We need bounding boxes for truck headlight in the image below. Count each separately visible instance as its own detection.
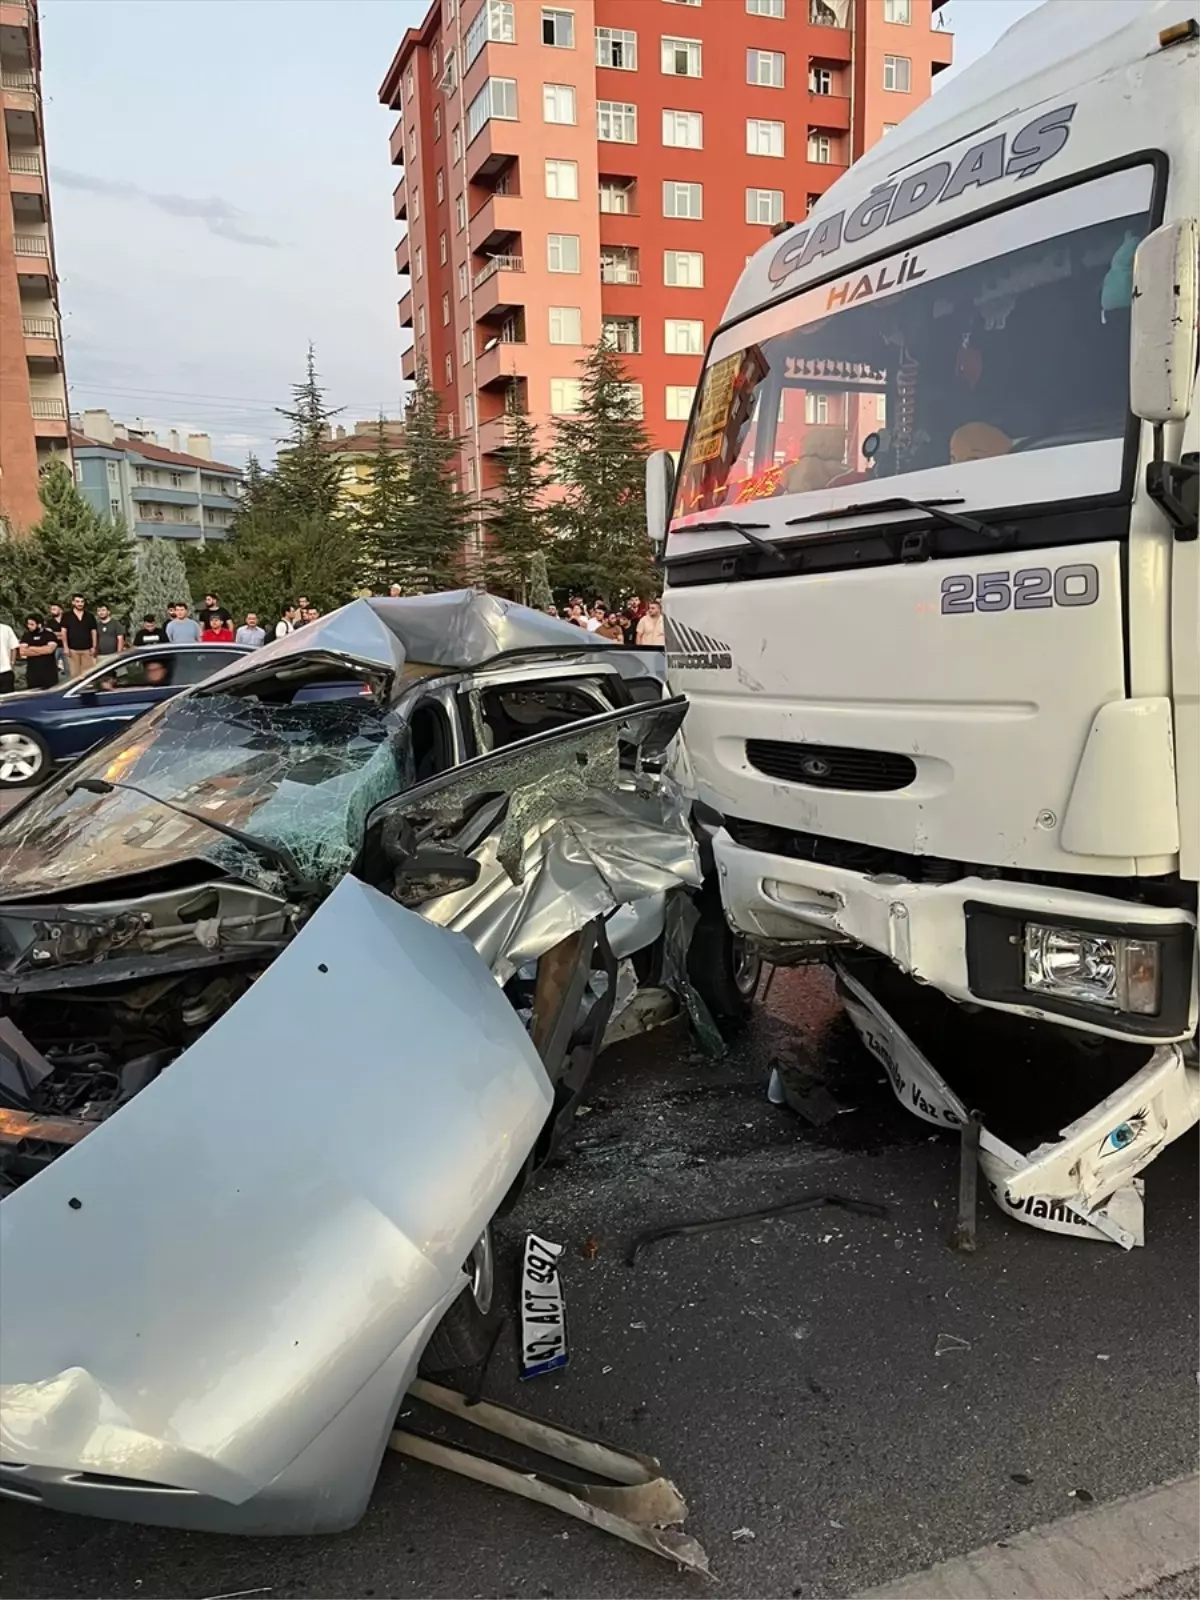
[1023,924,1161,1015]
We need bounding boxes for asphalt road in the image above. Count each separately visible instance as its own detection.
[1,966,1195,1599]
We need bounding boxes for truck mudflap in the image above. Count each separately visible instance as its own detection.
[833,960,1197,1249]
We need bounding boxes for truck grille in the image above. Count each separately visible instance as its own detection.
[745,740,917,793]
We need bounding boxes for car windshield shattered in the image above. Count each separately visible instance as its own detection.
[0,690,408,900]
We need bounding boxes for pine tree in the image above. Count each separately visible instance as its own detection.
[0,528,50,631]
[479,398,551,602]
[134,538,193,626]
[271,345,345,524]
[354,417,410,591]
[387,364,475,593]
[528,550,553,612]
[551,340,656,602]
[30,458,138,619]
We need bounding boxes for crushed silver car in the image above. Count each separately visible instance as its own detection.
[0,592,750,1534]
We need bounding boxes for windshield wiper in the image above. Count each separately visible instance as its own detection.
[669,518,786,563]
[785,495,1010,542]
[67,776,323,901]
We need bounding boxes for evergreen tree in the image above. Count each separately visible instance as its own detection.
[0,527,50,631]
[385,364,475,593]
[528,550,553,612]
[134,538,193,625]
[354,417,410,591]
[29,458,138,618]
[193,507,358,624]
[479,398,551,602]
[551,340,656,601]
[271,345,344,524]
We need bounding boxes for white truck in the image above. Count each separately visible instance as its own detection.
[649,0,1199,1245]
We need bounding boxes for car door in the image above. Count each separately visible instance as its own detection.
[57,661,167,757]
[454,664,629,758]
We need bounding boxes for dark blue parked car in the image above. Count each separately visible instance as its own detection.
[0,644,251,789]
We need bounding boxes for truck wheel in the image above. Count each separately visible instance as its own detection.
[687,889,762,1028]
[419,1224,502,1374]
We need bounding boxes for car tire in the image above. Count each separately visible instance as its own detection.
[419,1224,503,1375]
[687,885,762,1029]
[0,725,50,788]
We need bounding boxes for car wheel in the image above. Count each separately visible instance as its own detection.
[419,1224,503,1375]
[0,726,49,788]
[687,886,762,1029]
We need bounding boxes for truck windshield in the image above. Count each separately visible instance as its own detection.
[672,167,1152,525]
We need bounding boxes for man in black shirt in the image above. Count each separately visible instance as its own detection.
[19,616,59,690]
[132,614,167,647]
[198,592,231,631]
[63,595,98,678]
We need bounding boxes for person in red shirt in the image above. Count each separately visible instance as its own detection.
[201,618,235,643]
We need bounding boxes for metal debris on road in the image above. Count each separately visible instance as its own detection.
[391,1381,712,1577]
[951,1113,981,1253]
[731,1527,756,1542]
[625,1192,888,1265]
[934,1333,972,1356]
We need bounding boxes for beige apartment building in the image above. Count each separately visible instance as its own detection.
[0,0,67,535]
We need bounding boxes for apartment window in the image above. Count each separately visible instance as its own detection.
[549,305,582,343]
[452,123,462,160]
[463,457,476,494]
[665,318,703,354]
[446,0,457,15]
[465,0,515,68]
[746,187,783,225]
[500,310,523,341]
[408,130,417,160]
[445,353,454,384]
[883,54,911,92]
[810,65,833,94]
[663,180,702,219]
[412,186,421,219]
[662,108,702,148]
[808,131,833,162]
[663,0,701,6]
[601,246,640,283]
[543,82,577,123]
[436,170,444,203]
[439,232,447,265]
[595,26,637,69]
[461,329,472,364]
[106,460,119,485]
[602,315,640,354]
[747,48,784,86]
[804,393,830,424]
[542,7,575,47]
[432,44,440,76]
[458,262,468,297]
[665,385,696,420]
[884,0,911,20]
[467,76,518,142]
[418,304,427,335]
[597,100,637,142]
[806,191,820,212]
[464,393,475,428]
[547,233,581,272]
[442,291,450,324]
[415,244,424,278]
[455,193,466,230]
[664,249,703,287]
[747,0,785,12]
[405,66,414,99]
[599,178,635,213]
[545,158,579,198]
[747,118,784,157]
[662,36,702,76]
[550,378,583,414]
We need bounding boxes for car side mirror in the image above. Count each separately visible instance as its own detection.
[1130,217,1199,424]
[645,449,675,551]
[76,690,97,705]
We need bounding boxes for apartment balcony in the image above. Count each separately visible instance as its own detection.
[807,93,850,132]
[475,338,527,391]
[1,67,36,118]
[472,254,525,319]
[7,149,43,204]
[478,411,523,456]
[0,0,32,24]
[200,491,241,511]
[393,176,407,221]
[30,396,66,438]
[466,119,518,185]
[131,484,201,508]
[398,288,414,328]
[22,314,59,364]
[133,520,208,542]
[468,192,522,258]
[401,345,417,381]
[389,114,406,166]
[930,18,954,74]
[395,233,410,275]
[12,230,48,260]
[808,8,852,61]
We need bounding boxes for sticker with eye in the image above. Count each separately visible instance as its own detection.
[1098,1109,1148,1159]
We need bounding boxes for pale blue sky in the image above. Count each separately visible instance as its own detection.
[43,0,1041,464]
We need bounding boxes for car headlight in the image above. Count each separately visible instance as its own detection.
[1023,923,1161,1015]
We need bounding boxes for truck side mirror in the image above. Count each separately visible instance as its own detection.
[645,450,675,550]
[1130,217,1199,424]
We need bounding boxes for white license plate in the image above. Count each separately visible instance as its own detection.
[519,1233,568,1379]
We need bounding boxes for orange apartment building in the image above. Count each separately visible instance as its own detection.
[379,0,951,496]
[0,0,67,536]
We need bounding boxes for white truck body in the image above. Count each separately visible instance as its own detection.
[657,0,1199,1232]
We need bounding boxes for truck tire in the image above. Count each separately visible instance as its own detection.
[687,887,761,1028]
[419,1224,503,1375]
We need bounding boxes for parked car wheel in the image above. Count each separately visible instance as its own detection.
[688,886,762,1028]
[419,1223,502,1374]
[0,725,50,788]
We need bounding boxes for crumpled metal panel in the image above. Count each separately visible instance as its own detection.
[195,600,409,697]
[0,878,553,1505]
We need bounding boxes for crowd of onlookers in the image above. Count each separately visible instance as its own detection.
[0,585,664,696]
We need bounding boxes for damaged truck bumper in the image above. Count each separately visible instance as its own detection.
[0,878,554,1532]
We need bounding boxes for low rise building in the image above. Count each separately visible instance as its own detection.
[70,409,243,542]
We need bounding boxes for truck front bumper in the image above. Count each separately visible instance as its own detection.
[712,830,1197,1043]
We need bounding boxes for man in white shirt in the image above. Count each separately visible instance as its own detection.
[0,619,19,694]
[635,599,665,647]
[275,605,298,639]
[235,613,266,647]
[584,603,603,633]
